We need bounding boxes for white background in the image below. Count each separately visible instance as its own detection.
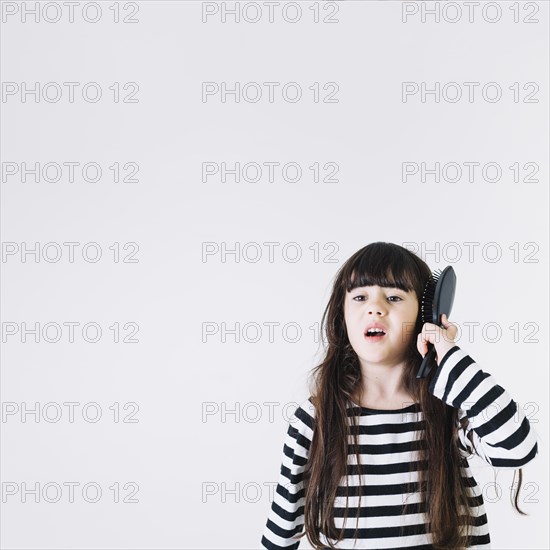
[1,1,548,548]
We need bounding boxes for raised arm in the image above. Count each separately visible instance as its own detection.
[429,345,539,468]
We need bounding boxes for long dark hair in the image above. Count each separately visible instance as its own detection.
[296,242,526,550]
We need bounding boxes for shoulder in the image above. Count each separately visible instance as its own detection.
[284,396,317,437]
[292,396,316,427]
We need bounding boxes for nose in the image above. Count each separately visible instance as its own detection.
[367,299,387,315]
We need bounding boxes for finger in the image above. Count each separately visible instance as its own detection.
[445,319,458,336]
[418,330,432,349]
[416,335,427,357]
[416,331,427,349]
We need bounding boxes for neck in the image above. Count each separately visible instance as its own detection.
[352,359,413,406]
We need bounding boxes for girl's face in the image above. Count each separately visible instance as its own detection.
[343,284,419,368]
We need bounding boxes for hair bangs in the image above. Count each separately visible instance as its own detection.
[345,242,421,296]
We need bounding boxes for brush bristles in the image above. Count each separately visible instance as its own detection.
[420,270,440,324]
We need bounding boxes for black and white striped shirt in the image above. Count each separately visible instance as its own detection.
[261,346,539,549]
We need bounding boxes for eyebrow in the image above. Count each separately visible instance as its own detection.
[352,286,405,292]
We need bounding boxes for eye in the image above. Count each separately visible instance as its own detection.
[352,295,403,302]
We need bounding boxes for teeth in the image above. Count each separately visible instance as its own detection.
[367,328,385,334]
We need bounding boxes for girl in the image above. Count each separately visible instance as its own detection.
[261,242,538,550]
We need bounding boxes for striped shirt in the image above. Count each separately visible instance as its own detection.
[261,345,539,550]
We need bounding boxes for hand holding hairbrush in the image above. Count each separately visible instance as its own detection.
[416,266,457,379]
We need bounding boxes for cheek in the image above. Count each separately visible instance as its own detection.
[343,314,354,336]
[343,302,352,323]
[407,303,420,320]
[343,309,358,335]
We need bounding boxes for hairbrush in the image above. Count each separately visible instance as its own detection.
[416,266,457,379]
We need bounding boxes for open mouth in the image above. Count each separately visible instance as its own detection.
[364,329,386,339]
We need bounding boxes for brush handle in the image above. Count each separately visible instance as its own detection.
[416,343,437,378]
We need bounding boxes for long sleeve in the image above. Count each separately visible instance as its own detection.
[261,398,316,550]
[428,345,539,468]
